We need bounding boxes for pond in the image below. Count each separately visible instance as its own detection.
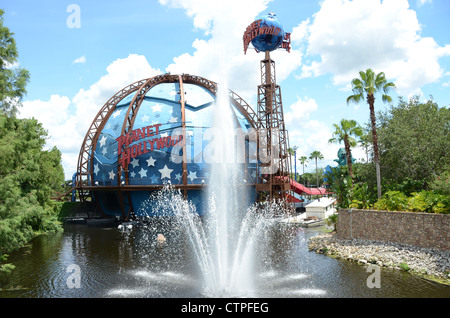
[1,220,449,300]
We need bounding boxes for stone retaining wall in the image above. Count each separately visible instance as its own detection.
[336,209,450,250]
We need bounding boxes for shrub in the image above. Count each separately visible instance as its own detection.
[373,190,449,214]
[349,182,374,209]
[0,254,16,285]
[399,262,410,272]
[429,170,450,196]
[407,191,449,214]
[407,191,432,212]
[373,191,408,211]
[326,213,339,231]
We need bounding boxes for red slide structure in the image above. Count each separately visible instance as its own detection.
[276,176,330,202]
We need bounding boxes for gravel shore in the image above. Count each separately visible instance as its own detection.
[308,233,450,282]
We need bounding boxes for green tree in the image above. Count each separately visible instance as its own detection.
[0,11,64,278]
[0,115,64,273]
[309,150,324,187]
[287,147,296,156]
[0,9,30,116]
[347,68,396,199]
[328,119,363,179]
[287,146,298,180]
[298,156,308,175]
[326,166,352,208]
[377,96,450,192]
[358,129,372,163]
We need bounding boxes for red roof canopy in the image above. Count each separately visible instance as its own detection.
[277,176,330,196]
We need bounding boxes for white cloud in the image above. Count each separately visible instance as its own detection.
[291,18,310,45]
[285,96,367,172]
[284,97,335,170]
[285,96,318,125]
[160,0,312,174]
[161,0,302,103]
[417,0,432,7]
[19,54,161,179]
[4,61,20,69]
[162,0,266,99]
[159,0,269,36]
[297,0,450,96]
[72,55,86,64]
[21,95,80,179]
[288,118,338,171]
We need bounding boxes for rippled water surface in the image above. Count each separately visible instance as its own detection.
[1,221,449,298]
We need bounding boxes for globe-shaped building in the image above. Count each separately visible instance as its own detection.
[76,74,258,219]
[248,12,285,53]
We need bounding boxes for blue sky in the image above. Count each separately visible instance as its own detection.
[2,0,450,179]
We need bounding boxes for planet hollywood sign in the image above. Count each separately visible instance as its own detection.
[243,19,291,54]
[114,123,282,174]
[115,123,184,170]
[243,18,281,49]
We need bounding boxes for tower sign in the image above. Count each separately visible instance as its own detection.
[243,13,294,210]
[243,12,291,54]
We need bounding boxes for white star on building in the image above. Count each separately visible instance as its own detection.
[139,167,148,178]
[169,116,178,123]
[94,164,100,175]
[108,170,116,180]
[131,158,140,169]
[152,104,163,112]
[159,165,173,180]
[188,171,197,183]
[141,114,150,122]
[146,156,156,167]
[99,135,107,147]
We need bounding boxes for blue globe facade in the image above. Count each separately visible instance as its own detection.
[81,75,258,218]
[251,13,285,52]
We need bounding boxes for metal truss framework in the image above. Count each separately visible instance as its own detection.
[255,51,294,211]
[76,73,258,219]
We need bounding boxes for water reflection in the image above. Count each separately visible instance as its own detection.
[1,222,449,298]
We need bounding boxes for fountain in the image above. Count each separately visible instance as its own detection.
[133,14,294,296]
[136,81,283,297]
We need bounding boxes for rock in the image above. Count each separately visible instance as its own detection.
[307,233,450,282]
[156,233,166,244]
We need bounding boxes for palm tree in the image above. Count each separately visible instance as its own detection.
[328,119,363,179]
[287,146,298,180]
[347,68,396,199]
[298,156,308,174]
[358,130,372,163]
[309,150,324,187]
[298,156,308,184]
